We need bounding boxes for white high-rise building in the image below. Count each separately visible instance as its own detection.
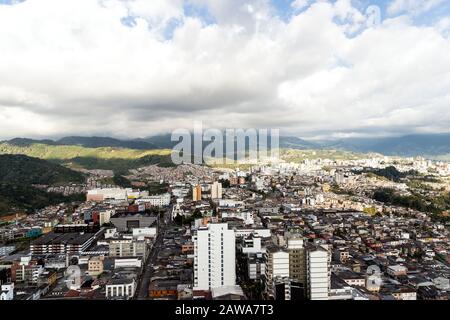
[211,182,223,199]
[193,223,235,290]
[264,246,290,298]
[307,245,330,300]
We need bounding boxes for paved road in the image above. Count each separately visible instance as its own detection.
[135,208,171,300]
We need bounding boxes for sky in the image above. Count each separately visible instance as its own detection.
[0,0,450,140]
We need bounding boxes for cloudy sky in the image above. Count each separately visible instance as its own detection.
[0,0,449,140]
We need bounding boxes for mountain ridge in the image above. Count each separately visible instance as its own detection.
[3,132,450,158]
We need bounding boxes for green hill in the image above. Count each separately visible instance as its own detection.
[0,183,85,215]
[0,154,85,185]
[0,155,88,216]
[0,141,371,174]
[0,142,170,160]
[0,142,174,174]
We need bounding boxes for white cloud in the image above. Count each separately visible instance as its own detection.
[387,0,444,16]
[291,0,310,11]
[0,0,449,139]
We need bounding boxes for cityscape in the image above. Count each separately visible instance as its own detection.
[1,0,450,308]
[1,145,449,301]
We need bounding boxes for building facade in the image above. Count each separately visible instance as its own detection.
[306,245,330,300]
[193,223,235,291]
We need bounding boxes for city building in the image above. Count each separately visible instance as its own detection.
[211,181,223,199]
[264,246,290,299]
[192,185,202,202]
[109,239,147,258]
[306,245,330,300]
[286,233,307,298]
[193,223,236,291]
[105,277,136,300]
[110,213,158,232]
[87,256,104,276]
[11,257,43,284]
[30,232,97,255]
[136,193,171,207]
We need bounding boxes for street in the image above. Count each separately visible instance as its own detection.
[135,207,171,299]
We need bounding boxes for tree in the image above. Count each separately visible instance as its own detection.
[192,209,202,219]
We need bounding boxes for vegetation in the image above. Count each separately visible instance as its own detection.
[0,142,174,175]
[363,206,378,216]
[407,180,437,191]
[219,178,231,188]
[0,154,85,185]
[372,188,450,222]
[0,183,84,216]
[355,166,417,182]
[174,209,203,226]
[0,154,87,216]
[0,142,169,160]
[146,182,169,194]
[330,185,355,196]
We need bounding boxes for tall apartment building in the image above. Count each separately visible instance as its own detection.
[211,181,223,199]
[306,244,330,300]
[192,185,202,202]
[286,234,307,298]
[264,246,290,299]
[193,223,235,290]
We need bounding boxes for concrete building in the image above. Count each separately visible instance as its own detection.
[110,213,157,232]
[109,239,147,258]
[87,188,128,201]
[132,227,157,240]
[192,185,202,202]
[99,210,114,226]
[106,278,136,300]
[387,265,408,277]
[241,235,264,254]
[87,256,104,276]
[0,245,15,257]
[136,193,171,207]
[286,234,307,298]
[306,245,330,300]
[264,246,290,299]
[273,278,305,300]
[11,257,43,284]
[30,232,96,255]
[211,181,223,199]
[248,253,266,280]
[114,258,142,269]
[193,223,235,291]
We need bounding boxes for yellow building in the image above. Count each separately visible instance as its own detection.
[88,256,104,276]
[192,185,202,201]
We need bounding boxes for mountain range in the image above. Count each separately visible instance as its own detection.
[3,132,450,158]
[318,133,450,157]
[8,136,158,150]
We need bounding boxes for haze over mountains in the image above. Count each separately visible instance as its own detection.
[3,133,450,158]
